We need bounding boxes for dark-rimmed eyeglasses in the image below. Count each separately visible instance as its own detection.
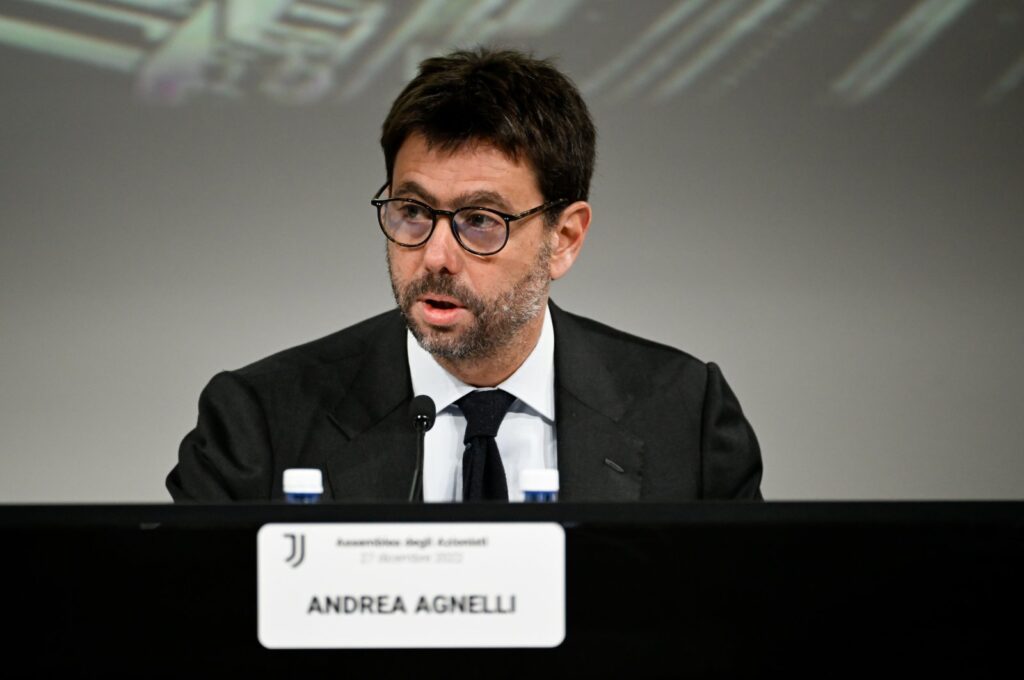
[371,183,568,256]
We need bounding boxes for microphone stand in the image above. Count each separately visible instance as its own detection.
[409,415,428,502]
[407,395,435,503]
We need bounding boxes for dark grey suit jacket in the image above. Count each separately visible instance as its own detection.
[167,303,763,501]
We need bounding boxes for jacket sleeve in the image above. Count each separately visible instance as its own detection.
[700,362,764,500]
[166,371,275,502]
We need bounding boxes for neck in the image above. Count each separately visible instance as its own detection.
[436,309,545,387]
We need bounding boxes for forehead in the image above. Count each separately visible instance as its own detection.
[392,134,541,202]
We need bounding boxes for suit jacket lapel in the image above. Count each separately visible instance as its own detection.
[551,303,644,501]
[324,311,415,501]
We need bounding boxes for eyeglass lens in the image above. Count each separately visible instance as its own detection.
[380,200,507,254]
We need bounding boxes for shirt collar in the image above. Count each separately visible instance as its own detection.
[406,304,555,421]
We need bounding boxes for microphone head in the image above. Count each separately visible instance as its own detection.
[409,395,436,432]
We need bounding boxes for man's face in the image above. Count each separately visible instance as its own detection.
[386,133,554,362]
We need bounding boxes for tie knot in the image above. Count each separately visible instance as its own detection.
[457,389,516,441]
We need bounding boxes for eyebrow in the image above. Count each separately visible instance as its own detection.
[393,181,514,213]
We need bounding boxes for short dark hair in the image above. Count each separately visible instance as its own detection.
[380,47,596,208]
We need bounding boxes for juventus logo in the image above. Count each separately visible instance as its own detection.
[284,533,306,568]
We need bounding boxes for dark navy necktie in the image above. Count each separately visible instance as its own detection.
[457,389,516,501]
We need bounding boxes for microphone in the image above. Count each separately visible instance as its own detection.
[408,395,436,502]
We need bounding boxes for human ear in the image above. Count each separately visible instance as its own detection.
[548,201,591,281]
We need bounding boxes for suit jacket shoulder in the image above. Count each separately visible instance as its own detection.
[233,309,399,381]
[167,310,411,501]
[550,304,763,501]
[551,305,707,396]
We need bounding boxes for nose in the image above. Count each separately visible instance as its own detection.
[421,215,464,275]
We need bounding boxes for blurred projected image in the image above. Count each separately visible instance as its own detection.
[0,0,580,104]
[0,0,1021,107]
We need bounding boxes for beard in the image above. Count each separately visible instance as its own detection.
[388,240,553,362]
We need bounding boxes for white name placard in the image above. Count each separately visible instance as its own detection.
[257,522,565,649]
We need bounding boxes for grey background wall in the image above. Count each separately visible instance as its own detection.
[1,0,1022,501]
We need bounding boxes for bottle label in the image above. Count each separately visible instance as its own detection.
[285,493,321,504]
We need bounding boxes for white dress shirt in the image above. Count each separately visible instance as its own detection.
[407,305,557,502]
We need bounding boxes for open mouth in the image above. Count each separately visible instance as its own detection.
[423,297,462,310]
[418,295,468,325]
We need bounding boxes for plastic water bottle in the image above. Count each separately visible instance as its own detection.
[283,468,323,504]
[521,469,559,502]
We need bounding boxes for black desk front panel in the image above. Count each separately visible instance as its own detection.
[3,503,1021,676]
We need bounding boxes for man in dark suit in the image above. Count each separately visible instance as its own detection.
[167,48,762,502]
